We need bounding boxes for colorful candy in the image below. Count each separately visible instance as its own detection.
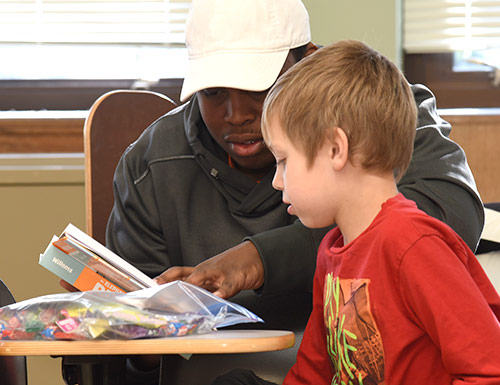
[0,298,208,340]
[0,281,262,341]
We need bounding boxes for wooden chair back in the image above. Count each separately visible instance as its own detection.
[0,279,28,385]
[84,90,176,244]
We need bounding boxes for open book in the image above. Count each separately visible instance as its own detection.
[39,223,157,293]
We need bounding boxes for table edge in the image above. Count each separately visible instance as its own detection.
[0,329,295,356]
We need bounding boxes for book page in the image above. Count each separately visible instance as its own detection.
[61,224,157,288]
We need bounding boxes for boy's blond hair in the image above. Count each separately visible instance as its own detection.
[262,40,417,180]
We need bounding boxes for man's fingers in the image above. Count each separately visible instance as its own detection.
[154,241,264,299]
[154,266,194,284]
[59,279,79,292]
[211,287,232,299]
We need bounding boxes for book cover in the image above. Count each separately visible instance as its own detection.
[52,236,145,292]
[39,240,126,293]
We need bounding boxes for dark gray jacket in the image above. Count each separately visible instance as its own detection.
[106,84,483,383]
[107,84,483,295]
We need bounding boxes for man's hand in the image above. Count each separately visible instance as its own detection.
[59,279,79,292]
[154,241,264,299]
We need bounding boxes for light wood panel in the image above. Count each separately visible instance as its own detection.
[0,330,295,356]
[0,111,86,153]
[440,109,500,203]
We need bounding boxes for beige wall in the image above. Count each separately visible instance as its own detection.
[303,0,401,65]
[1,154,85,385]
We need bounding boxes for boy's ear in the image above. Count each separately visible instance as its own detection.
[328,127,349,171]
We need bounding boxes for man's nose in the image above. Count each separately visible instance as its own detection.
[224,90,256,126]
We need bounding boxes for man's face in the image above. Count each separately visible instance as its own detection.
[197,52,297,181]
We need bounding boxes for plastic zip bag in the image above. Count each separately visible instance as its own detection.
[0,281,262,340]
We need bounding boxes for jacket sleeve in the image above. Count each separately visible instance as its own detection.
[106,145,170,279]
[248,221,331,296]
[251,84,484,297]
[399,84,483,251]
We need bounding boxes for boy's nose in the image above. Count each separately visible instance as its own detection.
[272,168,283,191]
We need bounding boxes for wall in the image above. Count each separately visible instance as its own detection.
[303,0,401,65]
[0,153,85,385]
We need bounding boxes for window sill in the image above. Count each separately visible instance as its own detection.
[0,110,87,153]
[404,53,500,108]
[0,78,183,111]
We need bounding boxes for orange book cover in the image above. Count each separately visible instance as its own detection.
[74,267,126,293]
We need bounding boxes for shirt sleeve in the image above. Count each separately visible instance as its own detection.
[399,235,500,383]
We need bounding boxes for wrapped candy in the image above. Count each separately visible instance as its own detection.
[0,280,262,340]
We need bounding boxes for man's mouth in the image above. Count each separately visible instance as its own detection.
[224,133,267,158]
[229,139,266,157]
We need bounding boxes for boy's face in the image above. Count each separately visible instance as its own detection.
[197,52,298,181]
[266,115,338,228]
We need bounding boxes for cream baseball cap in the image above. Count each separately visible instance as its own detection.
[180,0,311,102]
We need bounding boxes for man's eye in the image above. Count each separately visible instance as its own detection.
[202,88,224,97]
[248,89,269,101]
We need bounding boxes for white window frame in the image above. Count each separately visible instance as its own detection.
[0,0,191,81]
[404,0,500,55]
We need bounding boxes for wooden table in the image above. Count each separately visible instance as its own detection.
[0,329,295,385]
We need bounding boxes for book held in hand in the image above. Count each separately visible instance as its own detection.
[39,223,157,293]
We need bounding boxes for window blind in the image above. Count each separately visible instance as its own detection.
[0,0,191,45]
[404,0,500,53]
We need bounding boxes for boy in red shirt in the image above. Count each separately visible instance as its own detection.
[259,40,500,384]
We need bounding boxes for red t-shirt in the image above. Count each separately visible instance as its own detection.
[284,194,500,385]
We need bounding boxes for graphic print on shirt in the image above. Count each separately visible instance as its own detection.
[324,274,385,385]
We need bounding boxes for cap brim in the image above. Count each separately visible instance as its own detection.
[180,49,290,102]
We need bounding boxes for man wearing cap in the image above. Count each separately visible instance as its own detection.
[106,0,483,383]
